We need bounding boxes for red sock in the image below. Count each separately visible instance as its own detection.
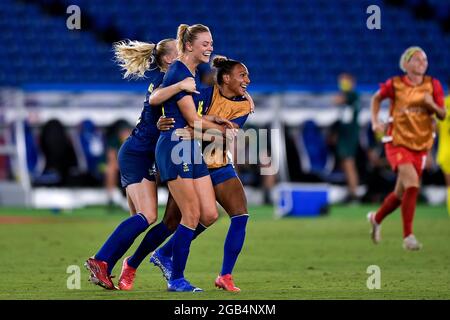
[401,187,419,238]
[375,192,402,224]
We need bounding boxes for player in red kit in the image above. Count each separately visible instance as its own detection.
[368,47,446,250]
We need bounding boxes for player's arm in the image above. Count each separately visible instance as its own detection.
[424,94,446,120]
[177,96,234,133]
[370,90,386,135]
[202,114,240,129]
[424,79,446,120]
[149,77,200,106]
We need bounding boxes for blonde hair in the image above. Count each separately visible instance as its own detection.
[399,46,426,72]
[113,38,175,79]
[176,24,210,54]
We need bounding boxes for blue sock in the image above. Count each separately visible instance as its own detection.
[95,213,149,275]
[221,214,249,275]
[127,222,173,269]
[159,223,206,258]
[170,224,195,281]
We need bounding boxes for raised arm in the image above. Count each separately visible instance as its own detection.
[149,77,199,106]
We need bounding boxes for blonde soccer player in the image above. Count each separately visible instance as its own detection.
[368,47,446,250]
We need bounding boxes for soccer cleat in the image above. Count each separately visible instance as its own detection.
[367,211,381,244]
[84,257,117,290]
[215,274,241,292]
[403,234,422,251]
[149,250,173,281]
[118,256,136,291]
[167,278,203,292]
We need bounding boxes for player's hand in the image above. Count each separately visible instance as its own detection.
[157,116,175,131]
[372,120,386,136]
[213,116,234,130]
[178,77,200,94]
[424,93,434,106]
[175,126,194,140]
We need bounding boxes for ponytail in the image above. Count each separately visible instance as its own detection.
[113,40,156,79]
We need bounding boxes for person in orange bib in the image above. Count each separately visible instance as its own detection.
[367,46,446,250]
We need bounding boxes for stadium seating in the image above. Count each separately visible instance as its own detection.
[0,0,449,88]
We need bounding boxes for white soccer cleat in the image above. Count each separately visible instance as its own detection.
[367,211,381,244]
[403,234,422,251]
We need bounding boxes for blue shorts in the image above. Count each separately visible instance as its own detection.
[118,137,156,188]
[156,134,209,183]
[209,164,238,186]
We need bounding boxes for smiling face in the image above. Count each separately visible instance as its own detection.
[405,51,428,76]
[224,63,251,96]
[186,32,213,64]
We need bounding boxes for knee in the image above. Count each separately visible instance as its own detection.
[401,176,419,190]
[201,208,219,227]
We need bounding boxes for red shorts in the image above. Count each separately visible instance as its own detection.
[385,144,427,177]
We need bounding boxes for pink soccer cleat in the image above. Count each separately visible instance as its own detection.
[215,274,241,292]
[118,256,137,291]
[84,257,117,290]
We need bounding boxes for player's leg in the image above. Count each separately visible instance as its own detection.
[155,193,183,260]
[129,193,181,284]
[213,177,248,292]
[87,179,155,284]
[116,179,163,289]
[150,178,217,283]
[126,192,137,215]
[397,163,422,250]
[368,146,404,244]
[187,173,219,244]
[341,157,359,202]
[165,176,202,291]
[156,167,219,262]
[92,179,155,274]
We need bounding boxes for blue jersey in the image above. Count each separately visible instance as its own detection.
[160,61,203,137]
[129,68,164,151]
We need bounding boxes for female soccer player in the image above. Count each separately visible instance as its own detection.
[119,56,252,292]
[368,47,446,250]
[84,38,201,290]
[437,81,450,216]
[153,24,234,292]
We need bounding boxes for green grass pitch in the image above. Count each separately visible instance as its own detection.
[0,204,449,300]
